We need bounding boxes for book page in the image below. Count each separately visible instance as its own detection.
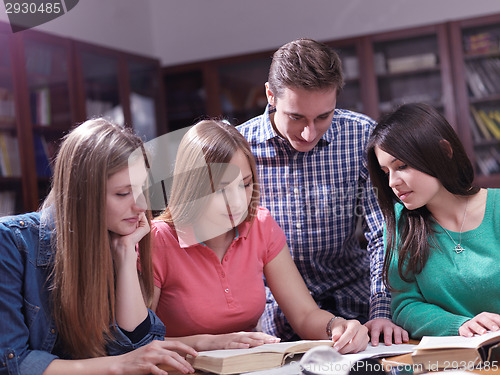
[417,331,500,350]
[343,343,416,361]
[193,340,332,359]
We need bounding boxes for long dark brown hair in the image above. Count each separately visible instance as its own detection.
[366,103,479,288]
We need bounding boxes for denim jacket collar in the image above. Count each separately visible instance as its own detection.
[38,209,55,267]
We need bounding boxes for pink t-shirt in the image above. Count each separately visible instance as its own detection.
[152,207,286,337]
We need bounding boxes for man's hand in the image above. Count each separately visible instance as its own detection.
[364,318,409,346]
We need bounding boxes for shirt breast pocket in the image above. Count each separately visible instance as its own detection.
[23,298,40,328]
[314,180,359,220]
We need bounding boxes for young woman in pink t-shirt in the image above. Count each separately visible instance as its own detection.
[151,120,369,353]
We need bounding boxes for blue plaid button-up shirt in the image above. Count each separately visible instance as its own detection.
[238,105,390,340]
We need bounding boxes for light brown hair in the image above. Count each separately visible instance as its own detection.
[43,118,154,358]
[157,119,259,228]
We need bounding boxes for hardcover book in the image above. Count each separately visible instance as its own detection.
[187,340,333,374]
[412,330,500,371]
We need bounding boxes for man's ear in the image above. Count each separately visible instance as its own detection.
[440,139,453,159]
[265,82,275,106]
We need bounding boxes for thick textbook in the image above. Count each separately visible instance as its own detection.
[185,341,417,375]
[187,340,333,374]
[412,330,500,370]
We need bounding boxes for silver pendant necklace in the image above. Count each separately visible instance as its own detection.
[435,197,469,254]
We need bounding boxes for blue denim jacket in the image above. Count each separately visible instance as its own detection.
[0,212,166,375]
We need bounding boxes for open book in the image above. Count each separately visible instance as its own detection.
[412,330,500,371]
[186,341,416,375]
[186,340,333,374]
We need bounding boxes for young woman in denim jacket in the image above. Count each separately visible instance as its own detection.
[0,119,197,375]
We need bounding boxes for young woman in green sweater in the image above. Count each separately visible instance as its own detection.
[366,103,500,339]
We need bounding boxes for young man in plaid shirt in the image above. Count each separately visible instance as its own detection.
[238,38,408,345]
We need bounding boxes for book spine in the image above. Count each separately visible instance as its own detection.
[470,105,492,140]
[387,53,437,73]
[0,191,16,217]
[0,133,12,176]
[479,109,500,139]
[33,135,52,177]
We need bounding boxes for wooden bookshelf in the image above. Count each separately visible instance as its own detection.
[163,15,500,188]
[449,13,500,187]
[0,21,165,215]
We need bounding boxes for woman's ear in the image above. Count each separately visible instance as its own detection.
[439,139,453,159]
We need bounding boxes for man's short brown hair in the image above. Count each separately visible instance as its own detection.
[268,38,344,99]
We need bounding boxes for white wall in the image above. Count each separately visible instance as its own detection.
[2,0,500,66]
[152,0,500,66]
[0,0,155,57]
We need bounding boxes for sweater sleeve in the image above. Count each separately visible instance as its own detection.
[389,266,471,338]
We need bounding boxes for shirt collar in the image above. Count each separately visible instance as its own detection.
[38,209,55,267]
[256,104,338,149]
[177,220,250,249]
[254,105,278,143]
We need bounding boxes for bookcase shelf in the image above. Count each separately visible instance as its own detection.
[368,24,454,122]
[163,66,208,131]
[469,94,500,105]
[163,15,499,188]
[328,38,368,114]
[0,22,165,216]
[449,13,500,185]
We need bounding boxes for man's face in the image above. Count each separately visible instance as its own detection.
[266,83,337,152]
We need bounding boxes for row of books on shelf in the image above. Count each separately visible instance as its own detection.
[30,88,51,126]
[343,51,437,78]
[386,52,437,74]
[476,147,500,176]
[30,84,73,126]
[469,106,500,141]
[463,31,500,56]
[342,55,360,79]
[372,52,438,76]
[0,87,15,122]
[34,134,53,178]
[464,57,500,98]
[0,191,16,217]
[0,132,53,178]
[0,132,21,177]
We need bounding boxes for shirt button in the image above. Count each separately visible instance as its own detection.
[296,223,301,229]
[51,329,56,334]
[8,353,14,359]
[224,288,229,293]
[19,221,25,226]
[221,272,225,278]
[293,188,299,194]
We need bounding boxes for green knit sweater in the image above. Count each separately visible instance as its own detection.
[387,188,500,338]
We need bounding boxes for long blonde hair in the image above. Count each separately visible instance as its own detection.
[43,118,154,359]
[157,119,259,227]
